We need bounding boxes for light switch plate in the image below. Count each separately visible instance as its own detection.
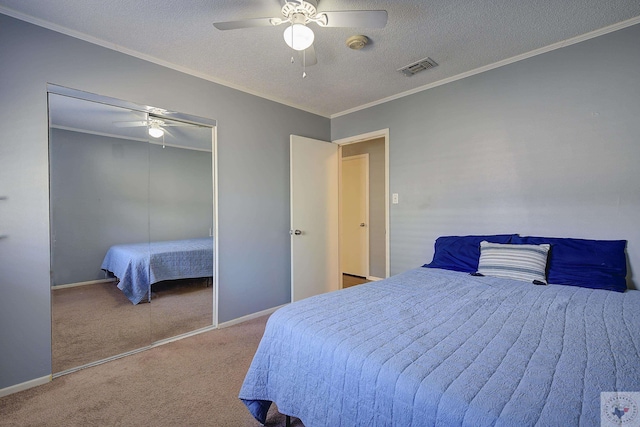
[392,193,399,204]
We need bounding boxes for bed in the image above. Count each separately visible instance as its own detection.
[239,235,639,426]
[101,237,214,305]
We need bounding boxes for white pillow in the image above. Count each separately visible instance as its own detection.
[477,241,550,284]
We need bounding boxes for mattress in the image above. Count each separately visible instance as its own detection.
[239,267,640,426]
[101,237,214,304]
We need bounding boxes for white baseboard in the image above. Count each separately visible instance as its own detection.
[0,375,51,398]
[367,276,384,281]
[52,278,117,290]
[218,304,285,329]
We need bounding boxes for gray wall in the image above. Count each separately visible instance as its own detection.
[0,14,329,390]
[50,128,213,285]
[332,24,640,285]
[342,138,386,278]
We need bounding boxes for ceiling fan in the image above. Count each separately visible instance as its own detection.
[213,0,387,70]
[113,116,192,139]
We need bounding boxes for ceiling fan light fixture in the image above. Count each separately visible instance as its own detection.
[283,24,314,51]
[148,124,164,138]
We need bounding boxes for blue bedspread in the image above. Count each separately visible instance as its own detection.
[101,237,214,305]
[239,267,640,426]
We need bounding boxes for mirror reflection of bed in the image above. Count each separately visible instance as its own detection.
[48,90,215,374]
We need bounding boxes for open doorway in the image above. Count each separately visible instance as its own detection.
[336,130,389,289]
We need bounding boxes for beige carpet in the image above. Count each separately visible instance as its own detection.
[1,315,303,427]
[52,279,213,373]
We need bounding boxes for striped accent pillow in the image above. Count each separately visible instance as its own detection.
[477,241,550,284]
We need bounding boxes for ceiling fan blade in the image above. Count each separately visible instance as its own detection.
[113,120,149,128]
[318,10,387,28]
[213,17,276,31]
[298,44,317,66]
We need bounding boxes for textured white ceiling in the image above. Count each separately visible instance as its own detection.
[2,1,640,117]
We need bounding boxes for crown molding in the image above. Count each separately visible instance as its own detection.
[331,15,640,119]
[0,7,329,118]
[2,6,637,121]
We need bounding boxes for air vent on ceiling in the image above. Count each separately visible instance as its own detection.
[397,57,438,77]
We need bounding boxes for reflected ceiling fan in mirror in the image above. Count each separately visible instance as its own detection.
[213,0,387,76]
[113,116,192,139]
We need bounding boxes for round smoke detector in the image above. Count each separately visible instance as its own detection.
[346,35,369,50]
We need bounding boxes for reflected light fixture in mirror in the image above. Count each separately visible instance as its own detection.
[284,23,314,51]
[148,122,164,138]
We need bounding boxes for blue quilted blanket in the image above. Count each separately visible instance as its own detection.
[239,267,640,426]
[101,237,214,304]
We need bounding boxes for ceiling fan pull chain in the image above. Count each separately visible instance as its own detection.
[302,49,307,78]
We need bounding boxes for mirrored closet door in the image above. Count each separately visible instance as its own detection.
[148,117,214,343]
[48,87,216,374]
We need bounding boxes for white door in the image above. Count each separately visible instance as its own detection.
[341,154,369,277]
[290,135,339,302]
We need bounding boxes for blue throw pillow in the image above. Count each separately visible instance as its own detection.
[511,236,627,292]
[424,234,517,273]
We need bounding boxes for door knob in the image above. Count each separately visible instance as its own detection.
[360,223,366,227]
[290,229,302,235]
